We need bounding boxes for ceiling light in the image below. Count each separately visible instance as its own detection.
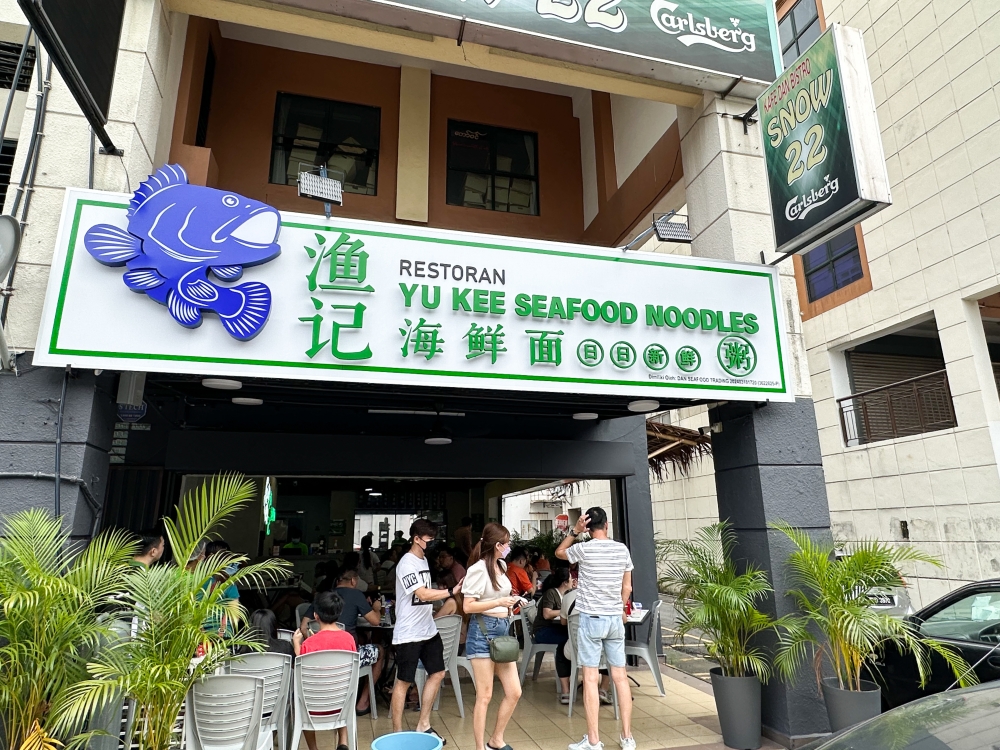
[202,378,242,390]
[368,409,465,417]
[573,412,599,420]
[627,399,660,413]
[232,397,263,406]
[365,488,373,492]
[425,435,453,446]
[369,492,383,497]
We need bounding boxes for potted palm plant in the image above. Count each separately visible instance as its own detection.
[0,510,137,750]
[657,522,778,750]
[772,522,975,732]
[55,473,291,750]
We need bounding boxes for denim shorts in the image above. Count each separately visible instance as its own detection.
[466,615,512,659]
[577,614,626,668]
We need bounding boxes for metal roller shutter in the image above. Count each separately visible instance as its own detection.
[846,352,945,394]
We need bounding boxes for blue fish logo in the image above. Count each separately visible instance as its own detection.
[83,164,281,341]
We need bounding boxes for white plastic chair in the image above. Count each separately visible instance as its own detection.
[228,652,293,750]
[291,651,360,750]
[277,629,295,642]
[359,661,378,720]
[518,602,559,685]
[414,614,466,718]
[565,613,619,719]
[185,674,265,750]
[625,600,665,696]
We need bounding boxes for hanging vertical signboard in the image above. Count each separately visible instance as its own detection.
[758,24,890,258]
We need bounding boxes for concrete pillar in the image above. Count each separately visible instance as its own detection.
[583,415,658,615]
[0,356,117,539]
[680,93,833,745]
[395,66,431,223]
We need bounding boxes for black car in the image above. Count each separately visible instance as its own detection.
[801,682,1000,750]
[869,579,1000,708]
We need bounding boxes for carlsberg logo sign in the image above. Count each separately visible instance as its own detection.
[650,0,757,53]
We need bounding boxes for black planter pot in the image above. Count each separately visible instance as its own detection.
[821,677,881,732]
[710,667,762,750]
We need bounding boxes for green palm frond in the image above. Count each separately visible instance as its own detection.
[657,522,777,681]
[0,510,137,749]
[771,522,975,692]
[53,472,291,750]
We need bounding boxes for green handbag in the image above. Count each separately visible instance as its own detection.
[476,615,519,663]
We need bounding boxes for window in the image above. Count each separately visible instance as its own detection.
[447,120,538,215]
[802,228,863,302]
[195,43,215,148]
[778,0,822,68]
[270,93,380,196]
[0,139,16,209]
[920,591,1000,643]
[0,41,35,92]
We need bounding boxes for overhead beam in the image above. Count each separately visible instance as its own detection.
[166,0,705,107]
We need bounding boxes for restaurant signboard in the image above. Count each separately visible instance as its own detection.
[34,170,794,403]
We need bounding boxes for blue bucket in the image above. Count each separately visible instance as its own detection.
[372,732,443,750]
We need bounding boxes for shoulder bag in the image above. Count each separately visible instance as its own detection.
[476,615,519,663]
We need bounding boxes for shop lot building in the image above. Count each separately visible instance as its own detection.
[639,0,1000,615]
[0,0,866,744]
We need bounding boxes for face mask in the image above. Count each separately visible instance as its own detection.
[499,543,511,559]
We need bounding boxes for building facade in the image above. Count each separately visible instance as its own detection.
[0,0,841,740]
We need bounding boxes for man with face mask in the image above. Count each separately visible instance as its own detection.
[391,518,463,742]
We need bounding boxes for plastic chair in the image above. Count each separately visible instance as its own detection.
[185,674,264,750]
[518,602,559,685]
[295,602,311,627]
[565,613,619,719]
[291,651,360,750]
[277,629,294,642]
[625,600,665,696]
[414,614,466,718]
[228,652,293,750]
[359,662,378,720]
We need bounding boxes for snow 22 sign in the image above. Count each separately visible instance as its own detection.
[35,181,793,403]
[758,24,890,257]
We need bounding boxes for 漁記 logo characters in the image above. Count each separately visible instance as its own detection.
[785,174,840,222]
[649,0,757,53]
[83,164,282,341]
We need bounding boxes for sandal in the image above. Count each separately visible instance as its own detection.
[488,744,513,750]
[425,728,447,746]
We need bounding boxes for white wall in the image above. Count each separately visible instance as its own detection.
[610,95,676,187]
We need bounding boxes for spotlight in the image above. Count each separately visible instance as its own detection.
[572,412,599,420]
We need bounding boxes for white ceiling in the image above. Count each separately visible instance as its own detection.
[218,22,586,100]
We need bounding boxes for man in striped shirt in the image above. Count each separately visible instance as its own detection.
[556,507,635,750]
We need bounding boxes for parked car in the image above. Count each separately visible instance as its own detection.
[868,579,1000,708]
[834,552,914,618]
[801,681,1000,749]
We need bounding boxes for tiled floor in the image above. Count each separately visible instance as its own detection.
[310,664,784,750]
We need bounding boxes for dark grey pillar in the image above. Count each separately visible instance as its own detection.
[0,354,116,538]
[583,415,657,613]
[710,398,833,747]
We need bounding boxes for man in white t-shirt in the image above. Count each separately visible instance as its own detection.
[556,507,635,750]
[391,518,463,742]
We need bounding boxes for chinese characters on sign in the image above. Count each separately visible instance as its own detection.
[300,232,374,360]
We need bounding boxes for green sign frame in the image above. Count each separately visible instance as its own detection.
[758,24,891,258]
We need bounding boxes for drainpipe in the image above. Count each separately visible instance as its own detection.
[53,364,70,517]
[1,51,52,326]
[0,28,30,150]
